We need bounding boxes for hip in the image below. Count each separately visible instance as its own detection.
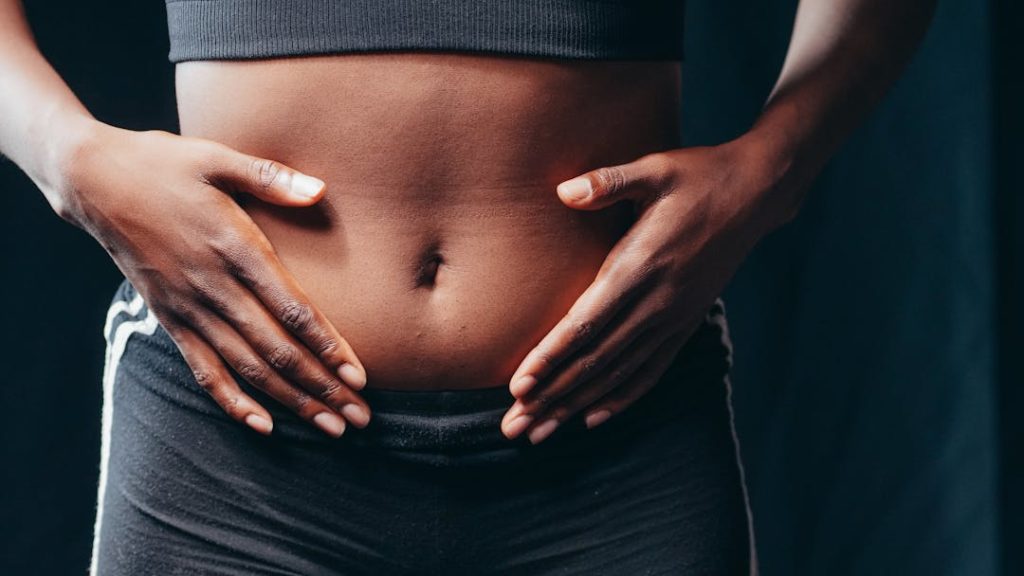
[102,274,735,458]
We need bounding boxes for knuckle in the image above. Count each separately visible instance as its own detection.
[548,405,573,421]
[193,140,230,177]
[208,229,249,262]
[315,337,341,358]
[236,359,269,385]
[248,158,283,192]
[650,289,676,312]
[265,342,300,372]
[203,140,234,163]
[222,394,243,415]
[633,260,663,288]
[317,379,345,402]
[279,300,314,332]
[571,318,596,343]
[158,317,183,339]
[191,368,217,392]
[577,355,601,378]
[184,273,228,311]
[169,302,204,329]
[607,367,629,386]
[532,390,553,407]
[594,165,626,194]
[221,244,264,287]
[643,297,669,321]
[642,152,676,188]
[291,389,314,411]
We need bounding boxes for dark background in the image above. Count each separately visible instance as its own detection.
[1,1,1018,575]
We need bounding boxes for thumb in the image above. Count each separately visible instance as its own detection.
[214,149,326,206]
[555,153,667,210]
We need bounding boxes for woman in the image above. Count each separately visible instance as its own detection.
[1,0,935,574]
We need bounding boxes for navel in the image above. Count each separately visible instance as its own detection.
[412,245,445,289]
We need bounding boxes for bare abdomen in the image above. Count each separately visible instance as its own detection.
[174,52,682,390]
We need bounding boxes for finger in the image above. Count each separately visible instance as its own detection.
[503,329,665,442]
[507,268,646,399]
[555,152,672,211]
[163,322,275,435]
[205,144,327,206]
[501,301,650,431]
[582,329,692,429]
[221,234,369,391]
[178,307,352,438]
[192,279,372,428]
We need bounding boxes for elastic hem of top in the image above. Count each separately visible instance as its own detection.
[164,0,687,64]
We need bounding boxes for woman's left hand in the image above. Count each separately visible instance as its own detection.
[500,137,792,444]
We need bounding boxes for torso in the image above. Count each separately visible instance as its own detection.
[175,52,682,390]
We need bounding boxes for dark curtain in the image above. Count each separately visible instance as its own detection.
[682,1,1001,574]
[0,1,1014,575]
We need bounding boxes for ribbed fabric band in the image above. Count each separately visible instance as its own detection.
[165,0,686,63]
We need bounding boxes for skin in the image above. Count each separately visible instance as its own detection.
[501,0,939,443]
[171,54,677,398]
[0,0,936,445]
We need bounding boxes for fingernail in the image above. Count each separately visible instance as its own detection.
[313,411,347,437]
[338,362,367,389]
[528,418,560,444]
[585,409,611,429]
[341,403,370,428]
[291,173,325,199]
[557,177,591,202]
[504,414,534,438]
[510,375,537,397]
[245,413,273,434]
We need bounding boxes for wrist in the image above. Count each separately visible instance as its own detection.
[729,117,819,235]
[38,114,110,222]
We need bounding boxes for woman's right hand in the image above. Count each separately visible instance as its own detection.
[54,120,371,438]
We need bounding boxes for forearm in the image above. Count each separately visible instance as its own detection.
[0,0,99,213]
[739,0,938,232]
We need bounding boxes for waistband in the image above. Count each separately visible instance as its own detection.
[106,276,732,467]
[345,385,526,466]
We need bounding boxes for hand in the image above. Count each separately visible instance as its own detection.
[56,121,371,438]
[500,138,787,444]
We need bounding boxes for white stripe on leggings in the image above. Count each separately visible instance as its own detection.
[714,298,760,576]
[88,290,160,576]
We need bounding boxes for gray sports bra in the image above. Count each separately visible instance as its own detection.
[164,0,686,63]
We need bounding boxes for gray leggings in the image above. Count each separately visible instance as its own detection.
[90,277,755,575]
